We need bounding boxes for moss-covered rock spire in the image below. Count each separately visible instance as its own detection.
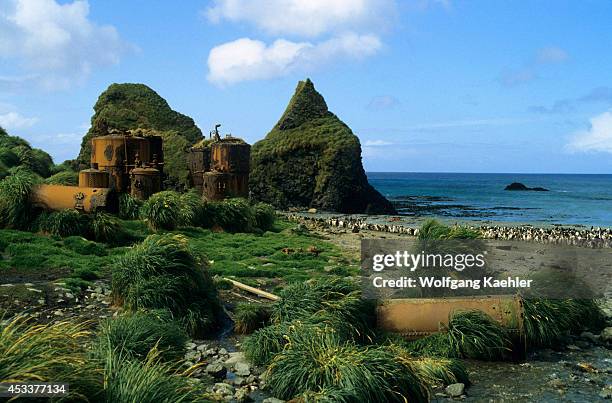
[250,79,396,214]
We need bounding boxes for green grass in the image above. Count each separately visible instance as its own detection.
[403,310,512,360]
[89,212,124,244]
[418,219,481,240]
[0,169,40,229]
[44,170,78,185]
[118,193,143,220]
[141,190,182,231]
[233,303,272,334]
[96,310,188,362]
[0,229,119,285]
[100,348,210,403]
[112,233,219,336]
[0,315,102,400]
[37,209,89,237]
[523,299,605,348]
[265,331,429,402]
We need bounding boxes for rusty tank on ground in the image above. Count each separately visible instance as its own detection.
[188,124,250,201]
[31,129,165,212]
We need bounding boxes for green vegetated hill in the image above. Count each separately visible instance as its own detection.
[0,126,55,179]
[250,79,396,214]
[77,83,203,188]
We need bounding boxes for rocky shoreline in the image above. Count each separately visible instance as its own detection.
[285,213,612,248]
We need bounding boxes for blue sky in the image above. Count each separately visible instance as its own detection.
[2,0,612,173]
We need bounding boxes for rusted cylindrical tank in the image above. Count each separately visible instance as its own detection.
[78,166,110,188]
[188,147,211,193]
[211,142,250,173]
[202,171,231,201]
[146,135,164,168]
[125,136,149,167]
[91,135,126,169]
[31,184,118,213]
[130,167,161,201]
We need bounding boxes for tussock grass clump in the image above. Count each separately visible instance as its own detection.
[233,303,272,334]
[271,278,375,340]
[38,209,89,237]
[418,219,480,240]
[89,212,123,244]
[410,357,470,387]
[112,233,219,336]
[253,202,276,231]
[266,332,429,402]
[210,198,256,233]
[178,190,205,226]
[0,315,101,399]
[140,190,181,231]
[118,193,143,220]
[523,299,604,348]
[405,310,511,360]
[97,310,188,362]
[243,322,295,366]
[0,169,40,229]
[44,170,78,185]
[101,348,208,403]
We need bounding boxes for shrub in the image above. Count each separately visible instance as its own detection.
[101,348,208,403]
[96,310,188,362]
[140,190,181,231]
[112,234,219,336]
[89,212,123,244]
[210,198,255,232]
[418,219,480,240]
[178,190,205,226]
[253,202,276,231]
[265,332,429,402]
[523,299,604,348]
[44,170,78,185]
[38,209,89,237]
[272,279,374,336]
[233,303,272,334]
[405,310,511,360]
[0,169,40,229]
[118,193,143,220]
[0,315,101,400]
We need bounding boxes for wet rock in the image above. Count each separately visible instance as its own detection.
[445,383,465,397]
[263,398,285,403]
[196,344,208,352]
[307,208,317,214]
[233,376,245,386]
[219,348,228,355]
[235,362,251,377]
[580,331,599,343]
[600,386,612,399]
[235,387,251,402]
[206,363,227,379]
[225,352,247,367]
[600,327,612,343]
[213,382,234,397]
[245,374,257,385]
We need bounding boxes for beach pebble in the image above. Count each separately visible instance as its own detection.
[213,382,234,396]
[234,362,251,377]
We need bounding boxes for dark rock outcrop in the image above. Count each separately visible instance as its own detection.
[250,79,395,214]
[504,182,549,191]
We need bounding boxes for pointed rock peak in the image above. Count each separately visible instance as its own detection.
[276,79,329,130]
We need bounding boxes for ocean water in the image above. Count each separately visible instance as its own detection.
[367,172,612,227]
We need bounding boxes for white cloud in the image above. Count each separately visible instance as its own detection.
[207,33,381,85]
[566,110,612,153]
[367,95,399,110]
[364,139,393,146]
[0,0,129,90]
[205,0,396,37]
[536,46,568,64]
[0,111,38,129]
